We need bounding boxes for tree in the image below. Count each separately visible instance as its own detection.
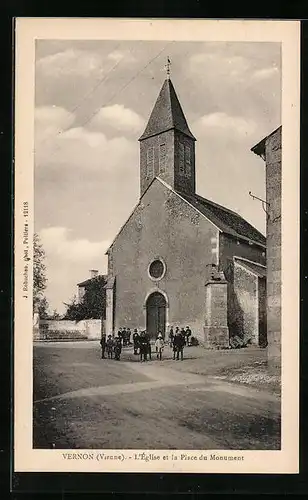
[63,276,107,321]
[37,296,49,319]
[50,309,62,320]
[63,295,84,322]
[82,275,107,319]
[33,232,49,315]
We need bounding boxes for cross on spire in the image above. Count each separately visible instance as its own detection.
[165,57,171,79]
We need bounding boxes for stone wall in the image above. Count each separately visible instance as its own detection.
[233,262,258,345]
[265,127,282,366]
[108,178,218,341]
[39,319,103,341]
[219,233,265,338]
[258,276,267,347]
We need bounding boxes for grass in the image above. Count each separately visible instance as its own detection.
[162,346,280,394]
[212,359,281,395]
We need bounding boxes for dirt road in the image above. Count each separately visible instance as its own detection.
[33,342,280,450]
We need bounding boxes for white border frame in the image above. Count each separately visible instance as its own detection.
[14,18,300,475]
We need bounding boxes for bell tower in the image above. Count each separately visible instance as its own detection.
[138,61,196,198]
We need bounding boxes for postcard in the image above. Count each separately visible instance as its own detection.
[14,18,300,474]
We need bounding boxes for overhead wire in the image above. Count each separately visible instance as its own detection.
[35,41,125,151]
[35,40,175,165]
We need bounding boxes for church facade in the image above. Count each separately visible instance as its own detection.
[104,77,266,348]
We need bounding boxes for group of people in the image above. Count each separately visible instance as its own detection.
[117,327,132,347]
[100,335,123,360]
[100,330,152,362]
[168,326,193,349]
[100,325,193,362]
[133,330,152,361]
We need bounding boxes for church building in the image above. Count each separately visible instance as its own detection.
[104,74,267,348]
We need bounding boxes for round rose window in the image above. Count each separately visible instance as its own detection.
[149,259,165,280]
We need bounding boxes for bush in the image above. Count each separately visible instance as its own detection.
[190,336,199,346]
[229,335,248,349]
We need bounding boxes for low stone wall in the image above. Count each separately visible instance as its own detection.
[39,319,104,341]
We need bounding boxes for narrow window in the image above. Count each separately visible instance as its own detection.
[146,147,154,178]
[185,145,191,177]
[159,143,166,174]
[179,142,184,175]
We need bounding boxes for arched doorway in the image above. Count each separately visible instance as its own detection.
[146,292,167,340]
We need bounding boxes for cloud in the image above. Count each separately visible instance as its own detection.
[107,49,136,64]
[40,226,110,263]
[189,51,280,88]
[195,112,256,138]
[252,66,279,81]
[61,127,107,148]
[36,48,105,80]
[189,52,251,81]
[35,105,76,143]
[35,106,137,171]
[89,104,144,133]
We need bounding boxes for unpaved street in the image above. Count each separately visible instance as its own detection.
[33,342,280,450]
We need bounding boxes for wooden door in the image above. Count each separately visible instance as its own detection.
[146,292,166,340]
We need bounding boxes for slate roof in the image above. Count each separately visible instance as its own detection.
[251,125,282,158]
[179,191,266,247]
[234,257,266,278]
[139,78,196,141]
[105,177,266,253]
[77,275,107,287]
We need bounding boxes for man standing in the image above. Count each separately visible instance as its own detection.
[172,327,179,359]
[180,327,186,344]
[139,331,148,362]
[100,336,106,359]
[173,329,185,361]
[122,327,127,346]
[133,329,140,355]
[145,330,152,360]
[168,326,174,347]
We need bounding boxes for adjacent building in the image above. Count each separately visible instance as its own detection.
[77,269,105,303]
[251,126,282,367]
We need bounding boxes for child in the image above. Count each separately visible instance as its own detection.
[133,329,140,355]
[114,337,122,360]
[106,335,114,359]
[155,332,164,360]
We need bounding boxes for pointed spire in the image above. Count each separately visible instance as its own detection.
[139,78,196,141]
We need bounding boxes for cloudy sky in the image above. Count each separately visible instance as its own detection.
[34,40,281,314]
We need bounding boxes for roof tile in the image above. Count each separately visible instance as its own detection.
[180,191,266,247]
[139,79,196,141]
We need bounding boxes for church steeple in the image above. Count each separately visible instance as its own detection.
[139,77,196,198]
[139,78,196,142]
